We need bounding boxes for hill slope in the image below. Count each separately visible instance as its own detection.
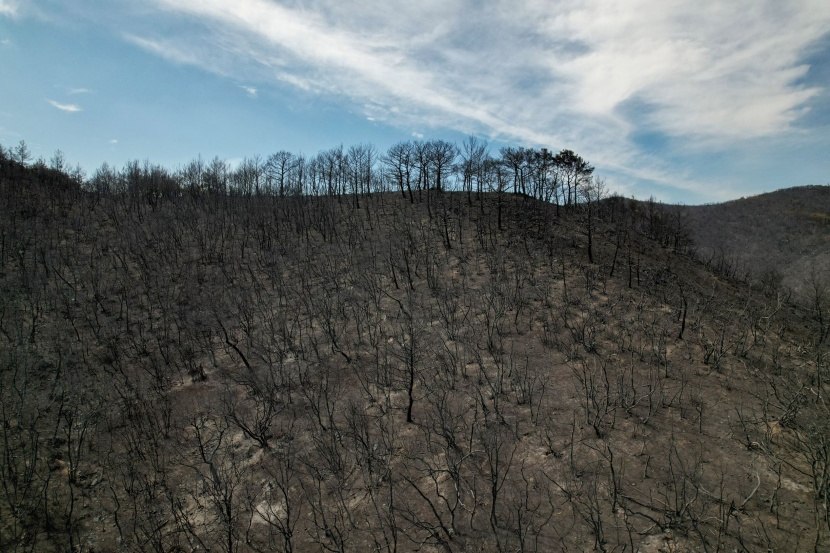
[1,159,828,552]
[675,185,830,294]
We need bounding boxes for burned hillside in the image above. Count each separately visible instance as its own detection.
[1,154,828,552]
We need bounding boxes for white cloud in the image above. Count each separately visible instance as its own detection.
[239,85,257,98]
[122,0,830,196]
[0,39,10,46]
[124,34,204,67]
[69,87,93,95]
[109,139,118,144]
[548,0,826,139]
[0,0,20,18]
[47,99,82,112]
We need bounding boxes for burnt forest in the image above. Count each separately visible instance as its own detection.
[1,142,829,552]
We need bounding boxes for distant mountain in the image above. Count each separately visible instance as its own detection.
[675,185,830,296]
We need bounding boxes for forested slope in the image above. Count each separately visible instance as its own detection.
[1,157,828,552]
[675,185,830,295]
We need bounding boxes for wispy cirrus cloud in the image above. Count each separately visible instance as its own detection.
[548,0,826,139]
[119,0,830,197]
[69,87,92,95]
[123,33,214,69]
[239,85,257,98]
[11,0,830,200]
[47,99,82,112]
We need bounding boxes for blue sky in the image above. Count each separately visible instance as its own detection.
[1,0,829,204]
